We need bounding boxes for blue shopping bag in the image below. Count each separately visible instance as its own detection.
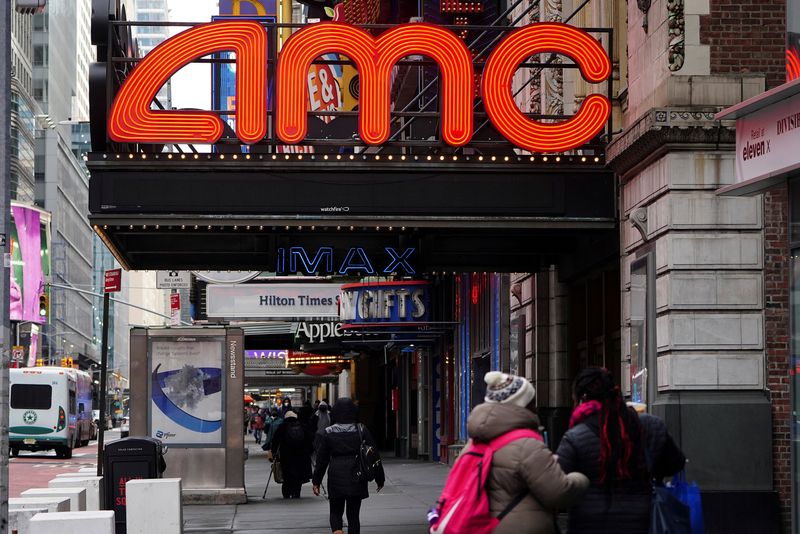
[651,485,691,534]
[666,471,705,534]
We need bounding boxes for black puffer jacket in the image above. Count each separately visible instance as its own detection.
[312,423,386,499]
[271,419,313,483]
[556,413,685,534]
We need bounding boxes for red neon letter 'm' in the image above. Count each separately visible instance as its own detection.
[482,23,611,153]
[108,21,267,144]
[276,22,474,146]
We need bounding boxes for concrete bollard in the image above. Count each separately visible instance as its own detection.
[49,477,104,511]
[9,497,71,513]
[29,511,115,534]
[10,507,48,533]
[125,478,183,534]
[21,487,87,512]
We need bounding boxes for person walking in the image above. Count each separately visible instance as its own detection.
[263,408,283,450]
[313,401,331,434]
[281,396,294,416]
[310,401,332,469]
[312,398,385,534]
[253,410,265,445]
[270,410,313,499]
[464,371,589,534]
[556,367,686,534]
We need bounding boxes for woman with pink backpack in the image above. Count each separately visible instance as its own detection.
[430,372,588,534]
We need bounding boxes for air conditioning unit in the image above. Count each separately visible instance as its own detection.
[15,0,46,15]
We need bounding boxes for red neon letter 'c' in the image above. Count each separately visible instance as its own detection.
[482,23,611,153]
[108,21,267,145]
[276,22,474,146]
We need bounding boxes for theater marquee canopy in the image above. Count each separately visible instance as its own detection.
[87,2,616,272]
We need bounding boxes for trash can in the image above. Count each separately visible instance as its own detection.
[103,437,166,534]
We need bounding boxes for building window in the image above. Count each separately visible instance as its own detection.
[629,253,656,405]
[33,43,47,67]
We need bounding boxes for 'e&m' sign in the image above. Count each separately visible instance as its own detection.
[108,21,610,153]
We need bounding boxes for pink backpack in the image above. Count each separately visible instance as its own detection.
[430,428,543,534]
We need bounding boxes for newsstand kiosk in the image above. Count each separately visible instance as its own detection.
[128,327,246,504]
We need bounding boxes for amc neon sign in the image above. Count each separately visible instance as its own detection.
[108,20,611,153]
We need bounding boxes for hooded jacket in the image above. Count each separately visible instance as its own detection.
[467,403,589,534]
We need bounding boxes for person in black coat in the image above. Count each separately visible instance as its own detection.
[271,411,313,499]
[556,368,686,534]
[312,398,385,534]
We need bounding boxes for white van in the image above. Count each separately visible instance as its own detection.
[10,367,93,458]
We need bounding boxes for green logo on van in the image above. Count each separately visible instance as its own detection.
[23,411,37,424]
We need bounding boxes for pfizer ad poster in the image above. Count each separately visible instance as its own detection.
[149,339,225,446]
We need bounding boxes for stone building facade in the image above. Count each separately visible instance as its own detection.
[610,0,787,530]
[507,0,791,531]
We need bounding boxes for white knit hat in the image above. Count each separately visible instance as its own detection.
[484,371,535,408]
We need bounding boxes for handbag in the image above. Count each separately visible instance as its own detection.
[354,424,381,482]
[651,485,691,534]
[666,471,705,534]
[273,458,284,484]
[644,437,691,534]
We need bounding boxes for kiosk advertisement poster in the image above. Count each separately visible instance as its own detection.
[149,338,225,446]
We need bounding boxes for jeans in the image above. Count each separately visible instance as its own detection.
[253,428,263,443]
[329,497,362,534]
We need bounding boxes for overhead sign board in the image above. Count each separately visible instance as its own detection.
[716,80,800,195]
[733,91,800,189]
[157,270,192,289]
[104,268,122,293]
[193,271,261,284]
[206,283,341,319]
[107,20,611,153]
[340,281,430,326]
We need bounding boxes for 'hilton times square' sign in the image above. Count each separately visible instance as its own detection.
[107,20,611,153]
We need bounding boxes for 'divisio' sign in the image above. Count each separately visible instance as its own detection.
[206,283,340,319]
[340,281,429,325]
[733,90,800,186]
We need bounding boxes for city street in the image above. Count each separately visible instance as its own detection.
[182,442,449,533]
[8,428,120,497]
[1,0,797,532]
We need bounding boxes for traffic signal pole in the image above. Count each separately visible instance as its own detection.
[96,292,110,477]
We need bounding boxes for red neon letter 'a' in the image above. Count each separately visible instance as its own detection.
[482,23,612,153]
[108,21,267,144]
[276,22,474,146]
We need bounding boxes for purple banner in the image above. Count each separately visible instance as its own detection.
[246,350,288,359]
[10,205,45,323]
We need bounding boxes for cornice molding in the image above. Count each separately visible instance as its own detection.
[607,108,736,181]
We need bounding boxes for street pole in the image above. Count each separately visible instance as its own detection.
[96,292,110,477]
[0,2,11,531]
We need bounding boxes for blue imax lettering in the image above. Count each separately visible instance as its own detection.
[276,247,416,275]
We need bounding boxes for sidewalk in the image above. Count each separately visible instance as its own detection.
[183,442,449,533]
